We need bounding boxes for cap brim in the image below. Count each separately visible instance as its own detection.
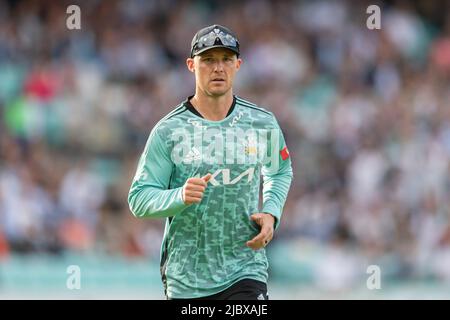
[193,45,239,57]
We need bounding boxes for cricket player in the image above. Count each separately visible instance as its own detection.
[128,24,293,300]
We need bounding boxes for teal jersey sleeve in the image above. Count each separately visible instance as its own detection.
[128,126,189,218]
[261,118,293,229]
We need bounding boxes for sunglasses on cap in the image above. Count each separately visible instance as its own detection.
[191,27,240,57]
[198,30,238,48]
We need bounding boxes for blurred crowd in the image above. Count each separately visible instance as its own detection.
[1,0,450,286]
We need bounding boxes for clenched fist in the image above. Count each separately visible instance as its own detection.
[182,173,211,205]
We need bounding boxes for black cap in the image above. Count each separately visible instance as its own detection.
[190,24,240,58]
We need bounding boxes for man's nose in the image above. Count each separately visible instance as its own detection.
[213,61,225,72]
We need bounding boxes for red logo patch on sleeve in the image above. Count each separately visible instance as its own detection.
[280,146,290,160]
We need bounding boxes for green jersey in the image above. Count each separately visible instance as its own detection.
[128,95,293,299]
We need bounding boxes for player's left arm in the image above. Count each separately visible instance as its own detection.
[246,117,293,250]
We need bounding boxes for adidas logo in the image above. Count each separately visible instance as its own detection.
[257,293,265,300]
[184,147,201,162]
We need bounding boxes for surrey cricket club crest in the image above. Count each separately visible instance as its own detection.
[244,136,257,156]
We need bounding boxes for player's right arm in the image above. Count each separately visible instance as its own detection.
[128,126,185,218]
[128,126,210,218]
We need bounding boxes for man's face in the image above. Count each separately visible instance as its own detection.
[186,48,242,97]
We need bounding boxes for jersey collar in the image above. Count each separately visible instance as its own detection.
[184,95,236,119]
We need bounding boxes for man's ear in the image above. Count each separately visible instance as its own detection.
[186,58,195,73]
[235,58,242,71]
